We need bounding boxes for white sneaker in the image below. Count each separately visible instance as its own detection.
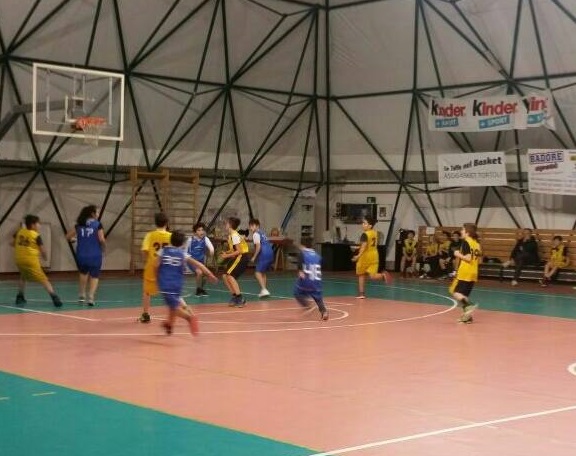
[258,289,270,298]
[511,280,518,286]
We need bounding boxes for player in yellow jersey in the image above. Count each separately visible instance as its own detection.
[352,216,392,299]
[220,217,250,307]
[11,214,62,307]
[449,223,482,324]
[400,230,418,277]
[138,212,172,323]
[540,235,569,287]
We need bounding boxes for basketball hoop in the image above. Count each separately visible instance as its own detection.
[74,116,106,145]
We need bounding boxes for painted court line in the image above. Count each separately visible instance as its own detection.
[0,305,97,321]
[31,392,56,397]
[307,404,576,456]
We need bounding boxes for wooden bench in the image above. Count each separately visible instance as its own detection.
[417,226,576,283]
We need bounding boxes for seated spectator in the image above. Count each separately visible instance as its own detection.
[419,234,441,279]
[400,230,418,277]
[500,228,540,286]
[540,236,569,287]
[437,231,452,279]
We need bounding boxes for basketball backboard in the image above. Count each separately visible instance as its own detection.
[32,63,124,142]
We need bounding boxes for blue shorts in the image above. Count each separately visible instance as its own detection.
[77,257,102,278]
[162,292,181,309]
[255,254,274,273]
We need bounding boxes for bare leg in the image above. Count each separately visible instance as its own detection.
[79,273,89,298]
[88,277,99,302]
[358,275,366,296]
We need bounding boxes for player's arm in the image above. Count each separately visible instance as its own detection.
[204,237,215,256]
[141,232,151,262]
[97,226,106,251]
[352,233,368,262]
[66,227,77,242]
[187,257,218,282]
[36,235,47,261]
[221,234,242,258]
[454,241,472,263]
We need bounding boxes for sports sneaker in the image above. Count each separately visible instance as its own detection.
[462,303,477,319]
[234,297,247,308]
[199,288,209,296]
[228,296,238,307]
[161,321,172,335]
[87,300,95,307]
[15,293,26,306]
[52,295,63,308]
[258,289,270,298]
[356,294,366,299]
[189,315,200,336]
[511,280,518,286]
[78,296,86,305]
[139,312,151,323]
[320,310,329,321]
[458,315,474,324]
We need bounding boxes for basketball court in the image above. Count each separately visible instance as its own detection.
[1,274,576,455]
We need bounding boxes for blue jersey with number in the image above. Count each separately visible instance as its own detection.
[76,218,103,262]
[295,248,323,294]
[187,236,207,262]
[158,247,187,295]
[255,229,274,261]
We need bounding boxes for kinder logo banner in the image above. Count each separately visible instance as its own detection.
[429,93,555,132]
[527,149,576,195]
[438,152,507,188]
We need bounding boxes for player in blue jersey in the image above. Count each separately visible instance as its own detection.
[157,230,218,336]
[249,218,274,298]
[294,238,328,321]
[66,205,106,306]
[186,222,215,297]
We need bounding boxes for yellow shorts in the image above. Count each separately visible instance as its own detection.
[143,278,159,296]
[356,261,378,276]
[17,263,48,283]
[552,260,569,269]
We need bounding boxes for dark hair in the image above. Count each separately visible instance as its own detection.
[154,212,169,228]
[77,205,98,226]
[228,217,240,230]
[463,223,478,240]
[238,229,249,237]
[364,216,376,227]
[301,237,314,248]
[24,214,39,229]
[170,230,186,248]
[452,230,461,236]
[249,218,260,226]
[407,230,415,236]
[442,231,451,237]
[193,222,206,232]
[553,235,563,242]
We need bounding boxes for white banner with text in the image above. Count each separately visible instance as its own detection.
[438,152,507,187]
[527,149,576,195]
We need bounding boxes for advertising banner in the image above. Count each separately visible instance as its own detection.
[527,149,576,195]
[429,92,554,132]
[438,152,507,187]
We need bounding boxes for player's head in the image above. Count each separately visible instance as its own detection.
[452,230,461,240]
[462,223,478,240]
[193,222,206,236]
[227,217,240,230]
[154,212,169,228]
[248,218,260,231]
[300,237,314,249]
[362,216,376,229]
[407,230,415,239]
[170,230,186,248]
[24,214,40,229]
[553,235,563,245]
[522,228,533,240]
[77,205,98,226]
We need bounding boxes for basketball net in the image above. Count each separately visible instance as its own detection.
[74,116,106,146]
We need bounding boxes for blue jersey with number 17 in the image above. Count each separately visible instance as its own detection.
[296,248,323,294]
